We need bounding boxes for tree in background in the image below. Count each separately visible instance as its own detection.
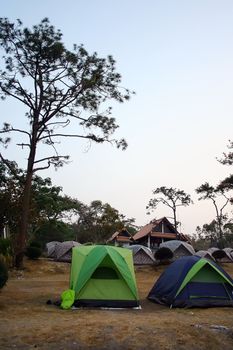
[218,140,233,165]
[0,18,133,267]
[193,221,221,250]
[30,175,82,229]
[0,160,136,250]
[146,186,192,231]
[73,200,136,244]
[33,220,75,248]
[0,160,82,250]
[193,218,233,250]
[196,182,231,248]
[218,174,233,204]
[0,161,24,236]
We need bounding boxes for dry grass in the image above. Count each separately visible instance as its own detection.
[0,259,233,349]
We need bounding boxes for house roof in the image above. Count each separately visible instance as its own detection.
[107,229,134,243]
[133,217,179,241]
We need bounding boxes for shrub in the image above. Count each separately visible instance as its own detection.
[0,259,8,289]
[25,246,42,260]
[0,238,13,267]
[155,247,173,261]
[0,238,12,256]
[29,241,42,249]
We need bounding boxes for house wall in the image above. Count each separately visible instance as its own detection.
[152,222,176,234]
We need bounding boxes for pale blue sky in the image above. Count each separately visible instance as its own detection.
[1,1,233,235]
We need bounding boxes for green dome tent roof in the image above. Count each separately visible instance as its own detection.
[68,245,139,308]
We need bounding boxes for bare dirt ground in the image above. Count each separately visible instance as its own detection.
[0,259,233,350]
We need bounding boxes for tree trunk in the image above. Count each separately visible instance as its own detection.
[173,208,177,231]
[14,129,37,268]
[213,201,224,249]
[14,170,33,268]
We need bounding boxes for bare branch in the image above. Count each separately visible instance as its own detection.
[0,126,31,139]
[16,143,30,148]
[33,163,51,172]
[46,119,70,128]
[38,132,106,143]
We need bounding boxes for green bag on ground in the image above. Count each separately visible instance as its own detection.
[60,289,75,309]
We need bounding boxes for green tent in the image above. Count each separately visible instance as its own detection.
[68,245,140,308]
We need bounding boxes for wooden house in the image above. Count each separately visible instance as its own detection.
[106,228,134,247]
[133,217,187,250]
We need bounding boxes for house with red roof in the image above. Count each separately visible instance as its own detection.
[133,217,187,250]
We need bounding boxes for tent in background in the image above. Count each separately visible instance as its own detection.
[46,241,60,259]
[195,250,215,261]
[69,245,140,308]
[208,247,233,263]
[148,256,233,308]
[128,245,155,265]
[159,240,195,259]
[223,248,233,262]
[54,241,81,262]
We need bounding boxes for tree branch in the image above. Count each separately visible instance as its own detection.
[0,126,31,139]
[38,132,105,142]
[33,155,69,164]
[0,83,33,108]
[0,153,24,184]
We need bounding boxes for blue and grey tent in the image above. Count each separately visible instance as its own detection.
[147,256,233,308]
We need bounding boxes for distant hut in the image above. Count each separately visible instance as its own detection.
[106,228,134,247]
[133,217,187,251]
[195,250,215,261]
[159,240,195,259]
[54,241,81,262]
[128,245,155,265]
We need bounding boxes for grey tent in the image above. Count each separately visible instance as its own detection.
[195,250,215,261]
[223,248,233,260]
[208,247,233,263]
[128,245,155,265]
[159,240,195,259]
[46,241,60,259]
[54,241,81,262]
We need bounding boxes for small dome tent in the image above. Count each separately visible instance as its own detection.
[208,247,233,263]
[195,250,215,261]
[54,241,81,262]
[128,245,155,265]
[68,245,140,308]
[147,256,233,308]
[159,240,195,259]
[46,241,60,259]
[223,248,233,262]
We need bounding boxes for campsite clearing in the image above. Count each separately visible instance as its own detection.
[0,259,233,350]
